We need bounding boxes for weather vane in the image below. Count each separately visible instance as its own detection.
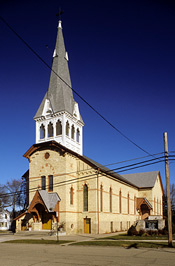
[56,8,64,20]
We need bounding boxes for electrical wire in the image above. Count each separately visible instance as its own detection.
[0,16,157,157]
[1,151,175,198]
[19,154,168,185]
[0,156,167,199]
[0,18,174,201]
[105,151,166,167]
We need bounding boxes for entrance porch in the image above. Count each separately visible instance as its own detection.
[15,190,60,232]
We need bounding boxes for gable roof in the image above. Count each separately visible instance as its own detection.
[38,190,61,212]
[28,189,60,214]
[0,207,10,214]
[137,197,153,210]
[122,171,160,189]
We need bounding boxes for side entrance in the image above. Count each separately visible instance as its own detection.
[42,213,52,230]
[84,218,91,233]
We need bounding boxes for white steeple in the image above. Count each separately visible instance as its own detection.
[34,21,84,155]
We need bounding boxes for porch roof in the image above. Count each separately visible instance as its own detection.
[38,190,61,212]
[28,190,61,213]
[137,197,153,210]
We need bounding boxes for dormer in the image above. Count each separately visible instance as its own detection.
[73,102,80,120]
[42,99,53,117]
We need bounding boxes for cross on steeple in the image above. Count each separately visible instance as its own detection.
[56,8,64,20]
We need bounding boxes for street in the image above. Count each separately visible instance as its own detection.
[0,243,175,266]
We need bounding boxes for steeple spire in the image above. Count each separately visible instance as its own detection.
[34,20,84,155]
[34,20,74,118]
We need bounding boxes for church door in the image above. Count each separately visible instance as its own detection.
[42,213,52,230]
[141,204,150,220]
[21,219,27,231]
[84,218,91,233]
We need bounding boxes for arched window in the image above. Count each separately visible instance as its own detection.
[109,187,112,212]
[70,187,73,205]
[76,129,80,143]
[134,196,136,215]
[41,176,46,190]
[84,184,88,212]
[100,185,103,212]
[157,198,159,215]
[40,124,45,139]
[56,120,62,135]
[66,121,70,136]
[154,197,156,215]
[128,193,130,214]
[71,125,75,139]
[119,190,122,214]
[48,122,53,138]
[48,175,53,191]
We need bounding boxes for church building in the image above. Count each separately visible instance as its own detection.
[15,20,164,234]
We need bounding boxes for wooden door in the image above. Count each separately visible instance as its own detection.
[42,213,52,230]
[141,204,150,220]
[21,219,27,231]
[84,218,91,233]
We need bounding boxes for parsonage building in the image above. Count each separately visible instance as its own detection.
[15,20,164,234]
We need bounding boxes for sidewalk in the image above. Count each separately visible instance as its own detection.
[0,230,126,243]
[14,230,125,241]
[0,230,171,244]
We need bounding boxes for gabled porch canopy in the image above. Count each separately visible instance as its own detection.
[27,190,61,222]
[137,197,152,220]
[137,197,152,210]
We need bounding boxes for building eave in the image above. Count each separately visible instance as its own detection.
[23,141,138,189]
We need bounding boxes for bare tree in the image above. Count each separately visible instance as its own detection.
[163,183,175,218]
[170,184,175,212]
[0,179,27,218]
[0,185,11,208]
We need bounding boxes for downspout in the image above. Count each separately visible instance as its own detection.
[97,168,100,234]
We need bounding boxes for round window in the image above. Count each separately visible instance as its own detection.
[45,152,50,159]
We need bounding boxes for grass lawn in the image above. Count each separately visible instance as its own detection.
[71,240,175,248]
[3,238,175,248]
[97,234,174,241]
[3,239,72,245]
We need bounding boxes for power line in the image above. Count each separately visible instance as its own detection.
[0,156,167,198]
[117,159,165,173]
[105,151,166,167]
[20,154,167,185]
[2,152,175,198]
[0,16,156,157]
[2,154,171,198]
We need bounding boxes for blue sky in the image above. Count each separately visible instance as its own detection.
[1,0,175,188]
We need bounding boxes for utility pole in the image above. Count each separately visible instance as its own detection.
[56,211,59,242]
[163,132,173,247]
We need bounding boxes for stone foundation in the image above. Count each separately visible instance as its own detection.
[136,217,165,231]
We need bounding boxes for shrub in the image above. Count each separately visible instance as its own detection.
[138,229,146,236]
[158,229,164,235]
[172,223,175,234]
[127,225,138,236]
[147,230,153,236]
[162,228,168,235]
[147,230,158,236]
[157,228,168,235]
[142,232,149,237]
